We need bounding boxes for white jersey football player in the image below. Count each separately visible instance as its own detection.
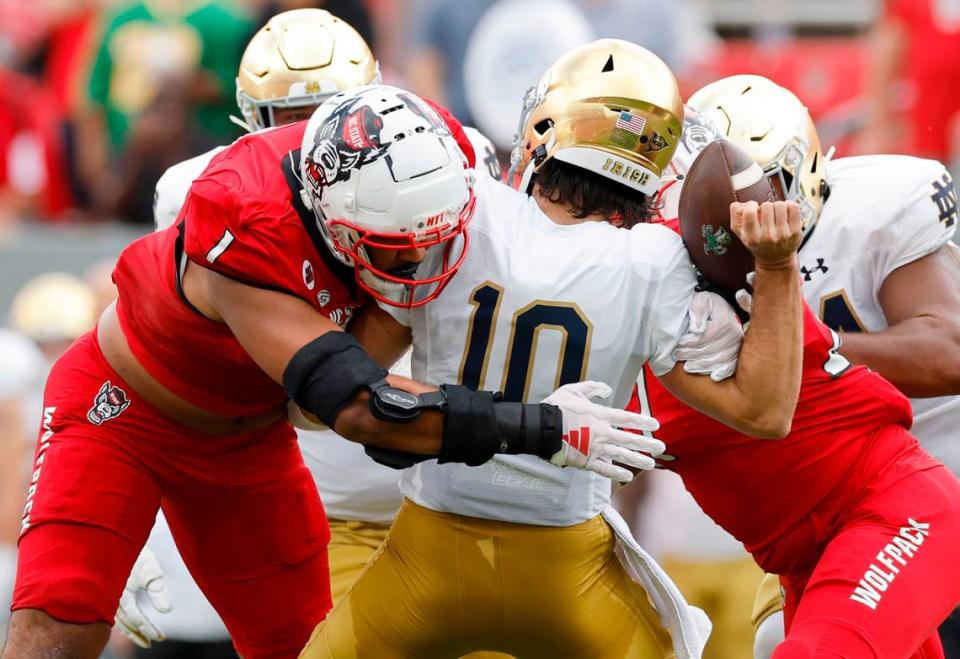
[300,39,806,659]
[687,74,960,659]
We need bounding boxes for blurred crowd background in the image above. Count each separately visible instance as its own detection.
[0,0,958,657]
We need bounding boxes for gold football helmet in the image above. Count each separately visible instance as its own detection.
[9,272,96,344]
[508,39,684,196]
[236,9,380,131]
[688,75,828,235]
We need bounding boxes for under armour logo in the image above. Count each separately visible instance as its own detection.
[800,258,829,281]
[931,173,957,228]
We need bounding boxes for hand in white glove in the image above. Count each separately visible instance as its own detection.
[735,271,756,315]
[673,291,744,382]
[542,381,665,483]
[115,546,171,649]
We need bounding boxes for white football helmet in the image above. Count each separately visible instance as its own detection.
[300,85,476,308]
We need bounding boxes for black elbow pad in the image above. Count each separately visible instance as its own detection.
[282,332,387,427]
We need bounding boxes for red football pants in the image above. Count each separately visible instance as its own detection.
[12,333,332,659]
[773,464,960,659]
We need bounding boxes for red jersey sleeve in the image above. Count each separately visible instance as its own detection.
[181,151,304,297]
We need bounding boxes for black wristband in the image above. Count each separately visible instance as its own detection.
[494,402,563,460]
[438,385,563,466]
[438,385,500,466]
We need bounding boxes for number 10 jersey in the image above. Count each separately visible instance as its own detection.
[383,173,698,526]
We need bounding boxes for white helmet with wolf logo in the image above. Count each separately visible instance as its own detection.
[299,85,475,308]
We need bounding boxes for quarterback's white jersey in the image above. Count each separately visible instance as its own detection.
[385,173,698,526]
[797,155,959,469]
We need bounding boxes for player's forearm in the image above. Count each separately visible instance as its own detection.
[839,318,960,397]
[729,260,803,437]
[333,389,444,454]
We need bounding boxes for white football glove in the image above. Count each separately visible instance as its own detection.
[542,381,664,483]
[673,291,744,382]
[115,546,171,648]
[735,271,756,315]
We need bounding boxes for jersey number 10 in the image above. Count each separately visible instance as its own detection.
[458,283,592,402]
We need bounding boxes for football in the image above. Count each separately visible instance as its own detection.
[678,137,780,291]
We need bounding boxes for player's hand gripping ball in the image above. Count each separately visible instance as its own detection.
[679,138,795,290]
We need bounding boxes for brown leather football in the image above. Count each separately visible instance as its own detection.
[678,138,779,291]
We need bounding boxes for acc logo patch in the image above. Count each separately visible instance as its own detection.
[87,381,131,425]
[701,224,731,255]
[317,289,331,307]
[302,260,316,290]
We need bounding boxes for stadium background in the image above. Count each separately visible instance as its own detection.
[0,0,957,657]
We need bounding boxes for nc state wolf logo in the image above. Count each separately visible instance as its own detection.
[87,381,131,425]
[303,92,448,193]
[303,96,389,192]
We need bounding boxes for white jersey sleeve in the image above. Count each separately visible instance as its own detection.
[877,159,956,278]
[153,147,226,231]
[641,234,695,376]
[801,155,956,332]
[463,126,503,182]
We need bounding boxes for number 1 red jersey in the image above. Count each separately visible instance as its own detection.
[632,305,938,573]
[113,122,366,417]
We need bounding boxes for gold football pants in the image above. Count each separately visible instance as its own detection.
[660,555,764,659]
[327,518,391,605]
[751,572,783,629]
[301,499,674,658]
[326,517,509,659]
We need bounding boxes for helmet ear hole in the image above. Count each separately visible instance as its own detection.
[602,55,614,72]
[533,118,554,136]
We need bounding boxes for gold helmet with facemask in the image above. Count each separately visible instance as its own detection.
[688,75,829,236]
[236,9,380,131]
[508,39,684,197]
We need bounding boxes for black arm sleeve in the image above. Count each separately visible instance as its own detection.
[284,333,563,467]
[283,332,387,427]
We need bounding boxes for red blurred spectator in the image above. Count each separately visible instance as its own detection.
[859,0,960,161]
[0,68,75,221]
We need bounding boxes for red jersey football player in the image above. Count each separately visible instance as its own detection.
[633,297,960,657]
[4,86,663,659]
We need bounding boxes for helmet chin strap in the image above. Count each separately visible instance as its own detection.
[358,266,409,303]
[229,114,254,132]
[388,262,420,279]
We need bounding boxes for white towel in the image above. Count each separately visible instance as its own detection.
[602,505,712,658]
